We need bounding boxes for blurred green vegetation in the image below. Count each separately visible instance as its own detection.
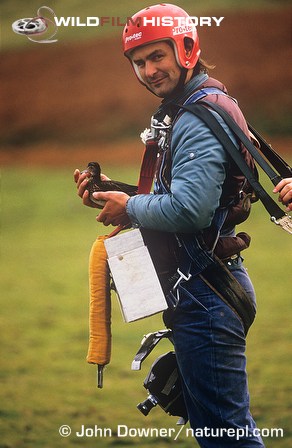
[1,3,291,446]
[0,164,291,447]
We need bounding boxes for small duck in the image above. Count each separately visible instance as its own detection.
[82,162,138,208]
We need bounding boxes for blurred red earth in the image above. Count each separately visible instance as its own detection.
[0,7,291,167]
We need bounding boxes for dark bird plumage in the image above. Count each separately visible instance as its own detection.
[82,162,138,208]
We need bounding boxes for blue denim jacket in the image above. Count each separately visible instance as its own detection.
[126,74,240,234]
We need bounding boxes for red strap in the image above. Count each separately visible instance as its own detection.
[137,141,159,194]
[108,141,159,238]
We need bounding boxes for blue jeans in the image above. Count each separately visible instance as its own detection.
[170,265,265,447]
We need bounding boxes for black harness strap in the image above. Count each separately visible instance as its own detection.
[180,102,289,223]
[199,100,292,183]
[247,122,292,179]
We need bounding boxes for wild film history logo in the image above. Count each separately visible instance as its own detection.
[12,6,58,43]
[12,6,224,44]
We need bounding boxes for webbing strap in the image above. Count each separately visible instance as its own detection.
[184,86,229,105]
[247,122,292,178]
[136,88,229,195]
[182,88,291,180]
[180,103,286,221]
[137,141,159,194]
[200,100,285,185]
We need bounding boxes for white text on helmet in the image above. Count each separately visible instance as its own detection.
[125,32,143,44]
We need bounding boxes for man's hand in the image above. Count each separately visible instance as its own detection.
[74,168,111,208]
[74,169,94,207]
[94,191,131,227]
[273,177,292,212]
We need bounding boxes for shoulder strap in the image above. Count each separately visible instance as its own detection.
[137,141,159,194]
[247,122,292,178]
[200,100,292,181]
[179,88,291,180]
[180,102,292,234]
[184,86,229,105]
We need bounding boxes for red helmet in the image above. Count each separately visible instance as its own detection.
[123,3,200,80]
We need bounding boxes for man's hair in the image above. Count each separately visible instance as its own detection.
[193,58,215,75]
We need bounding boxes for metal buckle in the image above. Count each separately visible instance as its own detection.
[172,268,192,291]
[270,214,292,235]
[131,329,173,371]
[224,253,241,268]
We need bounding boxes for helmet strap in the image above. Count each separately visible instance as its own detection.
[144,67,188,99]
[169,67,188,98]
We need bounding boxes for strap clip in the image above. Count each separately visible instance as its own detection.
[131,329,173,371]
[270,214,292,234]
[172,268,192,291]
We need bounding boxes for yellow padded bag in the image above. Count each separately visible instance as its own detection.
[86,235,111,367]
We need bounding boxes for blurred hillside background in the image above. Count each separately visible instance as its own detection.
[1,2,291,448]
[0,0,291,166]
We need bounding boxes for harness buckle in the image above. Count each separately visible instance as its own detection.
[172,268,192,291]
[270,214,292,234]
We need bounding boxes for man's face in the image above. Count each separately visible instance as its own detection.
[131,41,182,97]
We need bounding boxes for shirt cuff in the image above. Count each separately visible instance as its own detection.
[126,196,140,228]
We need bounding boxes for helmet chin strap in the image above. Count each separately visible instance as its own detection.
[145,67,189,99]
[166,67,188,99]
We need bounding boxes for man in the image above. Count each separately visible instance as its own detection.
[273,177,292,211]
[75,4,267,446]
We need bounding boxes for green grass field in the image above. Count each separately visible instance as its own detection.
[1,165,291,447]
